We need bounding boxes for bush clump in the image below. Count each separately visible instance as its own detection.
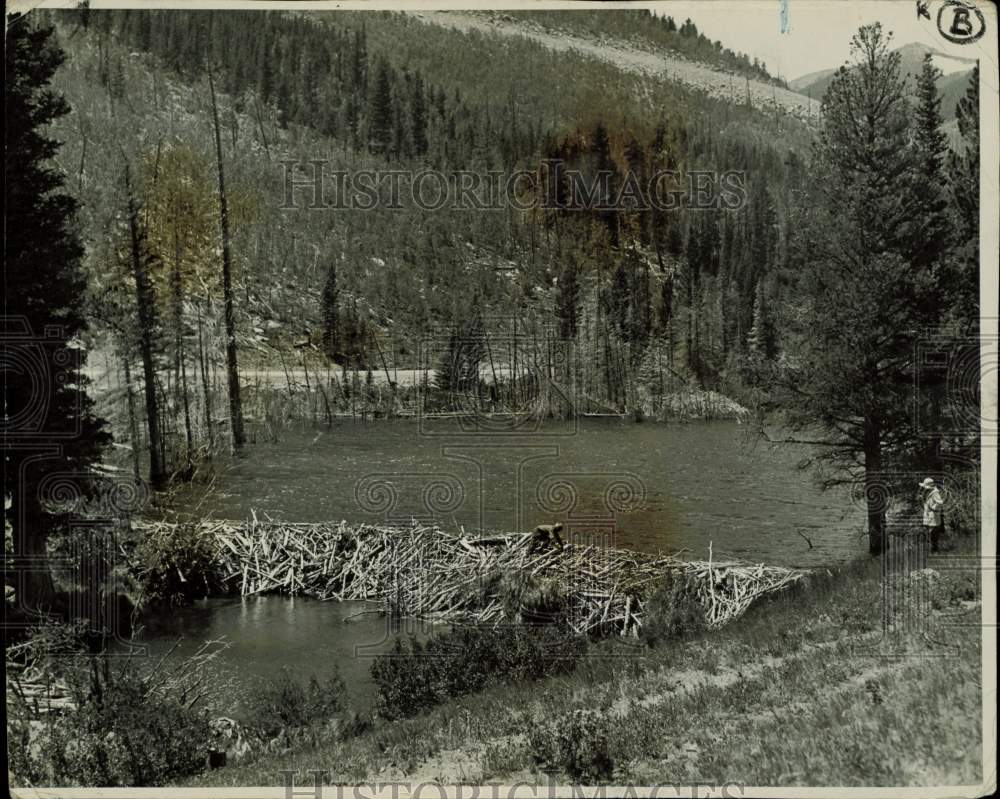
[135,522,225,605]
[945,466,980,539]
[14,669,210,786]
[477,569,569,624]
[244,666,347,739]
[639,572,707,646]
[527,708,614,782]
[371,623,586,720]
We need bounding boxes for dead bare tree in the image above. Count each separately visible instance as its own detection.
[208,65,245,452]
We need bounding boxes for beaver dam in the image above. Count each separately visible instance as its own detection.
[138,517,807,635]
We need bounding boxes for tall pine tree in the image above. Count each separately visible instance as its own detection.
[322,260,341,362]
[946,65,979,334]
[910,52,950,274]
[410,72,428,157]
[556,255,581,340]
[368,59,393,155]
[910,53,953,468]
[784,24,937,555]
[4,15,109,612]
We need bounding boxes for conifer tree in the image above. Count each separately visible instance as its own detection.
[747,278,777,360]
[591,122,619,246]
[784,24,934,555]
[5,15,109,611]
[658,276,674,336]
[411,72,428,157]
[609,261,630,336]
[910,53,953,467]
[946,65,979,334]
[556,255,581,340]
[368,59,393,155]
[322,261,341,362]
[436,297,486,396]
[910,52,950,274]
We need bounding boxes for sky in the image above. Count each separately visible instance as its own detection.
[649,0,994,81]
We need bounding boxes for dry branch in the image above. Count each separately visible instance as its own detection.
[134,516,805,634]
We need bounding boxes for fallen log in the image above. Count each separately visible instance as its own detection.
[134,516,806,635]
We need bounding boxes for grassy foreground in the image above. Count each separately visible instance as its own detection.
[187,542,984,788]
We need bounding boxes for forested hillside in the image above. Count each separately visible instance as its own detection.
[53,8,809,381]
[38,8,977,495]
[488,9,787,85]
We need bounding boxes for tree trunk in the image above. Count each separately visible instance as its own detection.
[253,96,271,160]
[209,68,245,453]
[864,417,886,556]
[126,181,166,489]
[172,226,184,390]
[512,311,518,407]
[925,384,944,470]
[197,304,214,452]
[172,227,194,468]
[10,479,57,618]
[181,349,194,467]
[122,351,142,483]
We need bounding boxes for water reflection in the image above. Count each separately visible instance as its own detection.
[129,596,436,718]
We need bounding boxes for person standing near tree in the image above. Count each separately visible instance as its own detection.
[919,477,946,553]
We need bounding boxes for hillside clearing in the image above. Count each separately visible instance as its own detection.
[411,11,816,119]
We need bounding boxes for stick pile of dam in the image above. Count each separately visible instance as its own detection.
[137,515,806,634]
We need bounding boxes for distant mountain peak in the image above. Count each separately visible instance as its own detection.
[892,40,975,63]
[790,41,977,117]
[894,41,939,56]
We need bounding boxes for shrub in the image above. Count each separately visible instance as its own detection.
[919,568,979,611]
[488,571,568,624]
[16,669,210,786]
[945,466,980,538]
[371,624,586,720]
[527,708,614,782]
[640,573,707,646]
[244,667,346,738]
[135,522,225,605]
[835,583,881,634]
[482,735,532,779]
[7,621,234,787]
[6,714,35,782]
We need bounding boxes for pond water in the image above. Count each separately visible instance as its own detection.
[126,596,434,720]
[183,417,863,567]
[137,418,865,715]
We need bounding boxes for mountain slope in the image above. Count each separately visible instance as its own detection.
[45,6,818,439]
[412,11,816,120]
[791,41,976,116]
[789,66,834,92]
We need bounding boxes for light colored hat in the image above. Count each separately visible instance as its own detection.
[919,477,935,489]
